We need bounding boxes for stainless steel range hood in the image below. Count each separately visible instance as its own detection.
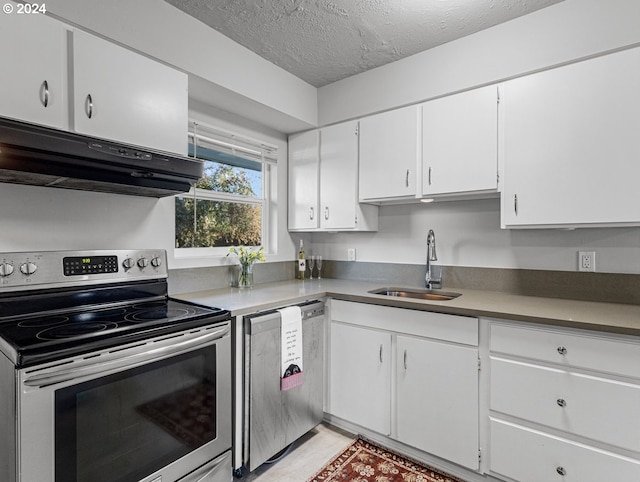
[0,117,203,197]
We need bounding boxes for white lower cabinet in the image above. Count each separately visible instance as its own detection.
[329,322,391,435]
[489,322,640,481]
[396,335,479,469]
[329,300,479,470]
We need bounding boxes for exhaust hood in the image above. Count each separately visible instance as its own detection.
[0,116,203,197]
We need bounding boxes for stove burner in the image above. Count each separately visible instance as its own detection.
[126,307,194,322]
[37,322,119,340]
[18,316,69,328]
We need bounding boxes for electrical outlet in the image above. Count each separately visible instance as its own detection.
[578,251,596,272]
[347,248,356,261]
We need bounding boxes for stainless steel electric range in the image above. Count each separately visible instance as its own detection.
[0,249,232,482]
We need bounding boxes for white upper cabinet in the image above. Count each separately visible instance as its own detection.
[0,8,67,129]
[359,105,420,202]
[71,30,188,155]
[288,122,378,232]
[501,47,640,228]
[319,122,378,231]
[421,85,499,198]
[288,130,320,231]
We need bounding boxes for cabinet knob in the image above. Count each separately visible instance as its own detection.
[309,206,314,220]
[556,466,567,476]
[514,194,518,215]
[324,206,329,220]
[556,398,566,408]
[379,344,383,364]
[428,166,432,186]
[557,346,567,355]
[405,169,410,187]
[40,80,49,108]
[403,349,408,370]
[85,94,93,119]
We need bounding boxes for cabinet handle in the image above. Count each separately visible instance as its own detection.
[428,166,432,186]
[309,206,314,220]
[514,194,518,215]
[403,349,407,370]
[405,169,410,187]
[40,80,49,108]
[556,466,567,476]
[557,346,567,355]
[85,94,93,119]
[556,398,566,408]
[379,344,383,364]
[324,206,329,220]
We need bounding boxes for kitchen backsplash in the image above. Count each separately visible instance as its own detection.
[169,260,640,306]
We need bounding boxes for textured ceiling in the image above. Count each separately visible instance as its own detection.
[164,0,565,88]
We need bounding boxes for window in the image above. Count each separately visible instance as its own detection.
[175,122,277,251]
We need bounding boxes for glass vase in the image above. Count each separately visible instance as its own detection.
[238,262,254,289]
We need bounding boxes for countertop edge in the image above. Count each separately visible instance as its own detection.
[173,279,640,337]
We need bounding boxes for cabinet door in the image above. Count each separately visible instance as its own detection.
[359,105,419,201]
[319,122,358,229]
[502,47,640,228]
[71,30,188,154]
[288,130,320,230]
[422,86,498,196]
[0,7,66,129]
[329,322,391,435]
[396,335,479,470]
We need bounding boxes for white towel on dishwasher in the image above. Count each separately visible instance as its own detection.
[279,306,303,391]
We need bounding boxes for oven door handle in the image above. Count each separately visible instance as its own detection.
[23,324,229,388]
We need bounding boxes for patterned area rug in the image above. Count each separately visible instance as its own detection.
[307,437,466,482]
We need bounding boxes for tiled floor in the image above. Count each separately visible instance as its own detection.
[236,423,355,482]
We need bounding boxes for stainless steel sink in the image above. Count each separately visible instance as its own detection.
[369,287,462,301]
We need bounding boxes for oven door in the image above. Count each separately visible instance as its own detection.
[17,321,231,482]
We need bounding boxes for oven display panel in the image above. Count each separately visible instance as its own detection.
[63,256,119,276]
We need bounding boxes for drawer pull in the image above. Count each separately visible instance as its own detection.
[556,398,566,408]
[556,466,567,476]
[557,346,567,355]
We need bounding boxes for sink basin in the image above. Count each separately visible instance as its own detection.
[369,287,462,301]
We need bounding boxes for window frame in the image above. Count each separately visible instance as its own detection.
[173,121,275,259]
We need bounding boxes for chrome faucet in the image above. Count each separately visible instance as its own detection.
[425,229,441,289]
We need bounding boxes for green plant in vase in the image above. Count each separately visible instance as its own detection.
[228,245,266,288]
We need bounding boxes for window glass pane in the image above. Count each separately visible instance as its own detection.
[198,160,262,198]
[190,144,263,197]
[175,197,262,248]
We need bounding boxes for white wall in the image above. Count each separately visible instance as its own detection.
[318,0,640,124]
[311,200,640,274]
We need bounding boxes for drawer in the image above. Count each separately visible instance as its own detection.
[490,357,640,452]
[330,300,478,346]
[491,323,640,378]
[490,418,640,482]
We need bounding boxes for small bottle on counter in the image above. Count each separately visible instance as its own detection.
[297,240,306,280]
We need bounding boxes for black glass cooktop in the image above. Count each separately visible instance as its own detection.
[0,298,229,368]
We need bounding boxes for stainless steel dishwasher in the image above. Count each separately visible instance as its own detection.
[242,300,325,472]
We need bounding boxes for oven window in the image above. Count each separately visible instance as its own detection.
[55,346,218,482]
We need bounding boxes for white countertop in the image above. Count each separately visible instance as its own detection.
[173,278,640,336]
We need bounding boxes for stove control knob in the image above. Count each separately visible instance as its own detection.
[150,256,162,268]
[122,258,135,269]
[137,257,149,268]
[0,262,14,277]
[20,262,37,276]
